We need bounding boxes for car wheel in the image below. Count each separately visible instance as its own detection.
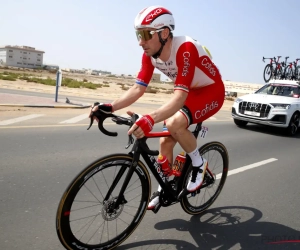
[286,112,300,136]
[234,119,248,127]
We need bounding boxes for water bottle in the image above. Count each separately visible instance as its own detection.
[157,154,172,176]
[172,151,186,177]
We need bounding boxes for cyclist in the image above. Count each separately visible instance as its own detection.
[89,5,225,210]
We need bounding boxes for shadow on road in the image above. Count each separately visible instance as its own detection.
[234,123,300,139]
[118,206,300,250]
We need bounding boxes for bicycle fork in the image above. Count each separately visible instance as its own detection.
[103,145,141,211]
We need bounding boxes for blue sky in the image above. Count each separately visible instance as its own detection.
[1,0,300,84]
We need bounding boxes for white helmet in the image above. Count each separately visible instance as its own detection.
[134,6,175,31]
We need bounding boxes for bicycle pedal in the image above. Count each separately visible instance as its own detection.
[152,203,161,214]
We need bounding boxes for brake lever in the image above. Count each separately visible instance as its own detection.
[87,102,99,130]
[87,111,118,137]
[123,113,140,149]
[125,134,134,149]
[87,115,94,130]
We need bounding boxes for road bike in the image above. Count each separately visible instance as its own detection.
[56,110,229,250]
[281,58,300,81]
[278,56,291,80]
[290,58,300,80]
[262,56,282,82]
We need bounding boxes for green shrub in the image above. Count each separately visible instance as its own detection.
[145,86,158,94]
[121,85,129,90]
[225,96,235,101]
[27,77,56,86]
[0,75,16,81]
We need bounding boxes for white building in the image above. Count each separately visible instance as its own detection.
[0,45,45,69]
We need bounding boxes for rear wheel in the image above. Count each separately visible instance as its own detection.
[56,154,151,250]
[285,66,293,80]
[263,64,273,82]
[295,66,300,80]
[180,142,229,215]
[274,67,283,79]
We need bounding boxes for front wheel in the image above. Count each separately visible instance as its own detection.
[56,154,151,250]
[286,112,300,136]
[180,142,229,215]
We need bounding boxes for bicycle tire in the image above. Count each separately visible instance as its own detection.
[285,66,293,80]
[263,64,272,82]
[56,154,151,250]
[274,66,282,80]
[296,66,300,80]
[180,141,229,215]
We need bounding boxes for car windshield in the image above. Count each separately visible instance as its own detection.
[255,84,300,97]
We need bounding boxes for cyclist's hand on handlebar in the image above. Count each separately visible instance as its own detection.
[89,102,114,122]
[127,111,154,138]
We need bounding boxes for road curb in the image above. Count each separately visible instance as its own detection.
[0,104,91,109]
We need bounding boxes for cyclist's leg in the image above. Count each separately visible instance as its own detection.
[148,122,177,210]
[148,80,225,208]
[159,120,177,165]
[171,80,225,191]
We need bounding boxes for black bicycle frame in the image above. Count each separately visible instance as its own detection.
[108,122,204,209]
[279,56,290,78]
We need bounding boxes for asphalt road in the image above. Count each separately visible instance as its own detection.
[1,105,300,250]
[0,88,162,109]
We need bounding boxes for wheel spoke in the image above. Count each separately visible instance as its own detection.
[56,155,150,249]
[181,142,228,215]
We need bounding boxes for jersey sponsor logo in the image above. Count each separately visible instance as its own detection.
[195,101,218,119]
[157,67,167,72]
[182,52,190,76]
[201,57,216,77]
[165,61,173,66]
[166,71,177,79]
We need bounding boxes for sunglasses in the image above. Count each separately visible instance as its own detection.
[135,29,164,41]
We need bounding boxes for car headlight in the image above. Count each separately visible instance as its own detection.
[235,98,243,103]
[270,103,291,109]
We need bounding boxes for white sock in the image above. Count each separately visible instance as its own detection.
[187,148,203,167]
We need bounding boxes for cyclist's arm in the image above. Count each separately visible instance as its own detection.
[111,84,145,111]
[149,42,198,123]
[111,53,154,111]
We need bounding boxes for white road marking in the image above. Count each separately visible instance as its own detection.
[209,116,217,120]
[0,114,45,125]
[59,114,89,124]
[216,158,278,179]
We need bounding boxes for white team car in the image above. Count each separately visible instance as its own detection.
[231,80,300,136]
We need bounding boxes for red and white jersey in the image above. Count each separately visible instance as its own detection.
[136,36,222,93]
